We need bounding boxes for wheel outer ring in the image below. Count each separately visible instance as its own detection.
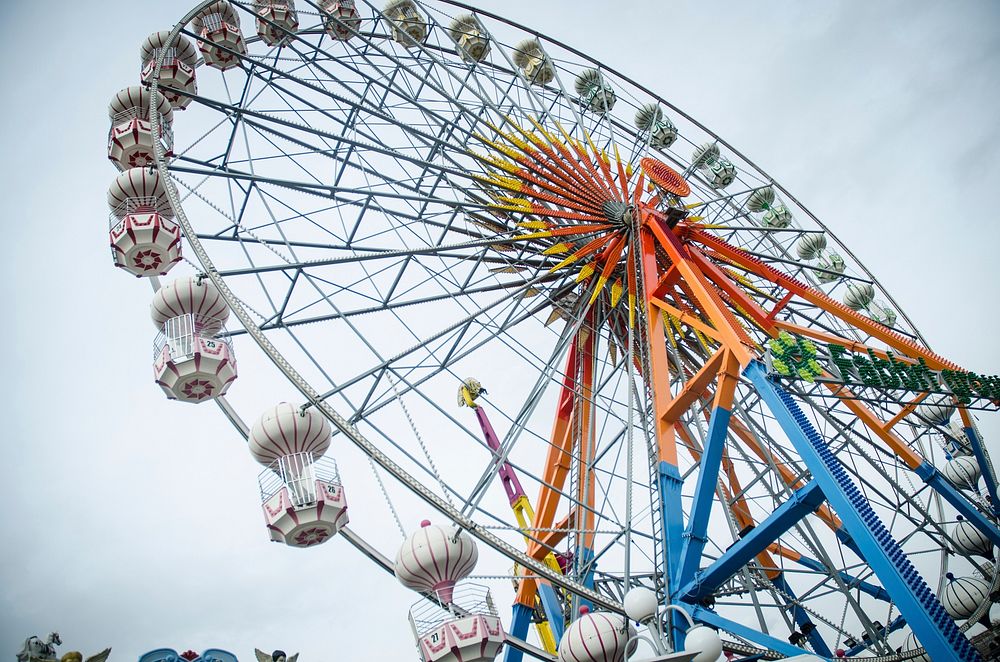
[150,0,621,616]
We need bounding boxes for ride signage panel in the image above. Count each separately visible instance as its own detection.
[764,331,1000,408]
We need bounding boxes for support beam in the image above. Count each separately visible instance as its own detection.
[786,553,892,602]
[747,361,982,662]
[504,604,535,662]
[644,216,753,365]
[772,575,832,658]
[574,325,598,610]
[823,382,924,469]
[658,349,726,424]
[537,584,565,643]
[690,230,962,372]
[687,605,811,659]
[959,415,1000,517]
[830,383,1000,546]
[674,351,741,589]
[656,459,685,587]
[638,227,686,591]
[915,462,1000,547]
[677,481,825,601]
[676,423,781,580]
[687,244,775,332]
[517,341,578,609]
[639,228,680,466]
[649,296,722,342]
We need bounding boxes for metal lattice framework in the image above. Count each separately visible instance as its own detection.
[111,1,1000,660]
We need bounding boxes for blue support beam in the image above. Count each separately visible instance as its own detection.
[687,604,812,659]
[658,461,685,591]
[914,461,1000,547]
[674,403,734,590]
[845,615,907,657]
[657,460,687,647]
[537,583,564,643]
[747,361,982,662]
[772,575,832,657]
[571,546,596,616]
[962,424,1000,517]
[503,604,534,662]
[789,554,892,602]
[677,481,825,601]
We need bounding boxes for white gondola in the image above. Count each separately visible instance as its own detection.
[254,0,299,46]
[513,38,554,86]
[252,403,347,548]
[575,69,616,114]
[140,31,198,110]
[692,143,737,189]
[150,276,236,402]
[915,400,955,426]
[447,14,490,62]
[952,515,994,558]
[192,1,247,71]
[843,283,875,310]
[940,572,991,620]
[107,86,174,170]
[943,455,982,491]
[320,0,361,41]
[634,104,678,149]
[383,0,427,48]
[747,186,793,228]
[396,525,501,662]
[843,282,897,326]
[107,168,181,277]
[795,232,846,283]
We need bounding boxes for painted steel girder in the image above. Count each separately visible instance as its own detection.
[674,352,741,589]
[676,481,824,602]
[747,361,982,662]
[959,418,1000,517]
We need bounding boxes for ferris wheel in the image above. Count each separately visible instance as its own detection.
[104,1,1000,660]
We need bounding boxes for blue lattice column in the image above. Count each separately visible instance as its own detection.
[747,361,982,662]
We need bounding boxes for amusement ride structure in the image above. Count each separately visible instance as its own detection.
[105,1,1000,660]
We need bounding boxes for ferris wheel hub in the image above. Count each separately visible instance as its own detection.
[601,200,634,226]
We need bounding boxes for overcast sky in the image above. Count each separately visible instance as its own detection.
[1,1,998,660]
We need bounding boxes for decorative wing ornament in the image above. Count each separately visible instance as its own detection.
[286,655,298,662]
[84,649,112,662]
[254,651,271,662]
[458,378,486,407]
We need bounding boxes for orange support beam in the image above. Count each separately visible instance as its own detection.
[688,244,775,333]
[729,416,843,531]
[650,296,722,342]
[824,382,924,470]
[688,229,963,372]
[516,337,579,607]
[516,327,597,608]
[883,392,929,432]
[638,227,680,465]
[576,328,598,555]
[643,213,754,365]
[659,349,726,424]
